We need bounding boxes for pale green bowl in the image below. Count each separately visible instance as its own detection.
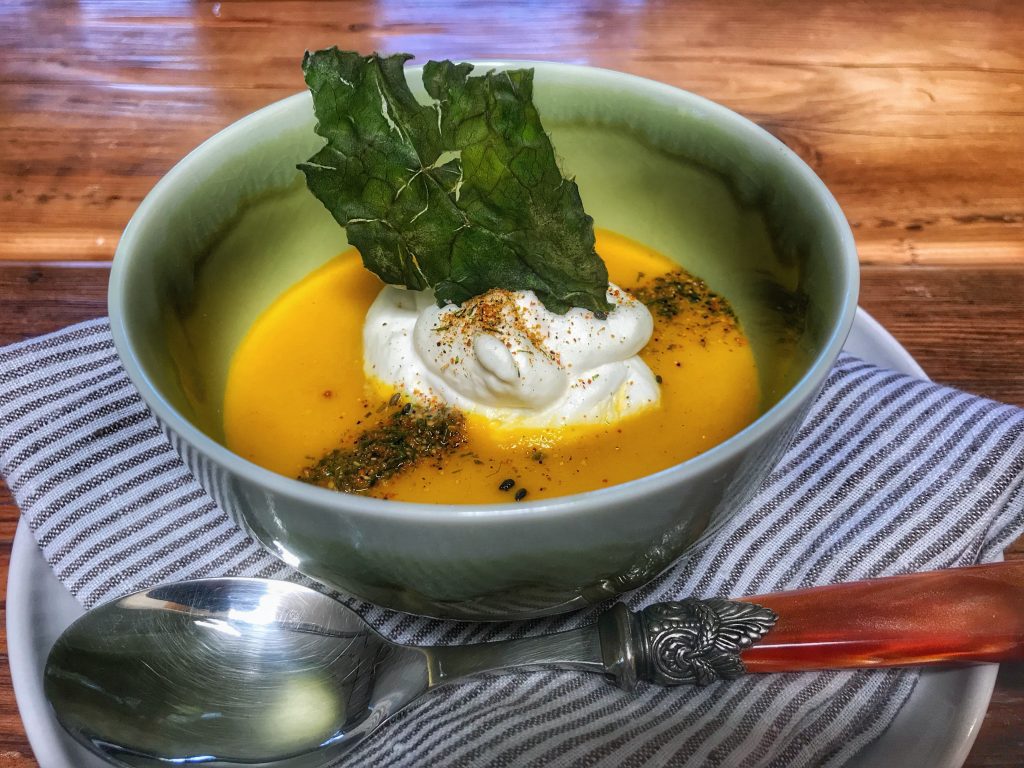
[109,62,858,619]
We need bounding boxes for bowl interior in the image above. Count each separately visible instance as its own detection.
[113,64,854,484]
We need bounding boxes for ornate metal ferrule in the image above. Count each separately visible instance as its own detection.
[598,598,778,691]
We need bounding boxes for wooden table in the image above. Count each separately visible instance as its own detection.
[1,1,1021,765]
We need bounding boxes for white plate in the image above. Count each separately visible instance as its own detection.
[6,308,997,768]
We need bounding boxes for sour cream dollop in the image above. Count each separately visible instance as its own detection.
[363,284,660,428]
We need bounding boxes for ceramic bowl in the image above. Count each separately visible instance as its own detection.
[108,62,858,619]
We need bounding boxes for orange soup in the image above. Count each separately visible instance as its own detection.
[223,230,760,503]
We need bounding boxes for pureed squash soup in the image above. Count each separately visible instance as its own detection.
[223,229,760,503]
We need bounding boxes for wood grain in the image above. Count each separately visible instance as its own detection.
[2,1,1022,266]
[1,1,1022,766]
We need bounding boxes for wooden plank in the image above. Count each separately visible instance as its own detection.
[0,263,110,344]
[860,265,1024,407]
[1,1,1022,263]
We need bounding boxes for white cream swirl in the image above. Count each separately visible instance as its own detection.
[363,284,659,428]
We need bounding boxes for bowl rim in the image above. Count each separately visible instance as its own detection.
[108,59,859,524]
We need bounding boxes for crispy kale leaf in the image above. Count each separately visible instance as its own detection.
[298,49,611,315]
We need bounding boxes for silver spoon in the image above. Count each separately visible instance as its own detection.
[45,563,1024,767]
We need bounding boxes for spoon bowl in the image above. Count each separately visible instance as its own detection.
[44,579,432,767]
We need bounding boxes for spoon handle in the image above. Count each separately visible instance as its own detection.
[599,561,1024,691]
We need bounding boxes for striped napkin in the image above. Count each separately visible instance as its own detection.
[2,317,1023,768]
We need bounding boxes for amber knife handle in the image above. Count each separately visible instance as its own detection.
[598,562,1024,690]
[739,560,1024,673]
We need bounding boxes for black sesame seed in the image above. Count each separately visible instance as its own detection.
[400,403,412,415]
[499,478,515,492]
[514,488,527,501]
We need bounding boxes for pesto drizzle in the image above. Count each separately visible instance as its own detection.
[299,398,467,494]
[632,270,737,323]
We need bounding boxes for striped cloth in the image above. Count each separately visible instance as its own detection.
[2,317,1023,767]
